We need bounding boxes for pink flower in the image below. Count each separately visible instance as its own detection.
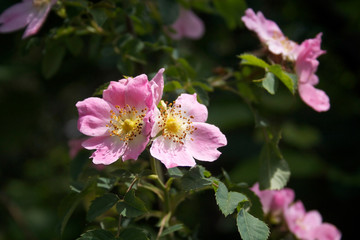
[241,8,298,60]
[284,201,341,240]
[76,68,164,165]
[296,33,329,112]
[150,93,227,168]
[251,183,294,222]
[0,0,57,38]
[167,7,204,40]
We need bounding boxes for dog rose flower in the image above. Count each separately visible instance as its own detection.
[296,33,330,112]
[150,93,227,168]
[76,69,164,165]
[0,0,57,38]
[241,8,298,61]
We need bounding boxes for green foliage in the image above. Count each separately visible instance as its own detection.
[87,193,119,222]
[237,209,270,240]
[180,165,212,191]
[42,41,66,79]
[77,229,117,240]
[116,190,148,218]
[260,72,278,95]
[214,0,247,29]
[118,227,149,240]
[214,181,248,217]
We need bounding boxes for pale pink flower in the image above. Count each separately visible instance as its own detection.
[251,183,294,222]
[167,7,204,40]
[296,33,330,112]
[150,93,227,168]
[0,0,57,38]
[76,68,164,165]
[284,201,341,240]
[241,8,298,61]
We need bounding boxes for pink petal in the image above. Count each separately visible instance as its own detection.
[272,188,295,211]
[284,201,306,234]
[150,107,162,137]
[0,1,33,33]
[303,210,322,228]
[169,7,204,40]
[82,136,125,165]
[76,97,113,137]
[311,223,341,240]
[149,68,165,106]
[250,183,275,214]
[23,2,53,38]
[122,134,149,161]
[298,83,330,112]
[186,122,227,162]
[103,74,152,109]
[174,93,208,122]
[150,136,196,168]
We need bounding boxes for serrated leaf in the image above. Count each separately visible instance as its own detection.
[160,224,184,237]
[268,65,296,94]
[116,190,147,218]
[119,227,149,240]
[261,72,278,95]
[180,165,212,191]
[215,181,248,216]
[77,229,117,240]
[87,193,119,222]
[259,143,290,190]
[237,209,270,240]
[239,54,269,69]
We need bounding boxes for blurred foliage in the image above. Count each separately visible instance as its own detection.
[0,0,359,239]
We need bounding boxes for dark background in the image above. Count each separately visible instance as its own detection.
[0,0,359,239]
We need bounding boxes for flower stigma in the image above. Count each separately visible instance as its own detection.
[157,100,197,144]
[107,104,146,144]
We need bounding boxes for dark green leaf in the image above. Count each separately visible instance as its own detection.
[59,192,83,236]
[119,227,149,240]
[97,177,116,190]
[70,150,90,180]
[180,165,212,191]
[42,41,66,79]
[116,190,147,218]
[167,167,183,178]
[87,193,119,222]
[161,224,184,237]
[65,36,84,56]
[237,209,270,240]
[215,181,248,216]
[90,8,108,26]
[77,229,116,240]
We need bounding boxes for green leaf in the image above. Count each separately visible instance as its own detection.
[97,177,116,190]
[77,229,117,240]
[261,72,278,95]
[164,80,182,92]
[157,0,180,25]
[180,165,212,191]
[116,190,147,218]
[90,8,108,26]
[237,209,270,240]
[239,54,269,69]
[59,192,83,236]
[215,181,248,217]
[119,227,149,240]
[87,193,119,222]
[268,65,296,94]
[167,167,183,178]
[259,142,290,190]
[42,41,66,79]
[65,36,84,56]
[160,224,184,237]
[214,0,246,29]
[70,150,90,180]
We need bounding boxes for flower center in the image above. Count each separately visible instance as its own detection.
[157,101,196,145]
[107,105,146,143]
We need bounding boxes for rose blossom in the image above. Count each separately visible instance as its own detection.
[251,183,294,222]
[284,201,341,240]
[241,8,298,61]
[167,7,204,40]
[0,0,57,38]
[76,68,164,165]
[296,33,330,112]
[150,93,227,168]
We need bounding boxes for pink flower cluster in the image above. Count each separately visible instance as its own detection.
[0,0,57,38]
[251,183,341,240]
[241,9,330,112]
[75,68,227,168]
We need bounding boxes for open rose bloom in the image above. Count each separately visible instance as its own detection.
[241,8,298,61]
[0,0,57,38]
[76,69,164,165]
[150,94,227,168]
